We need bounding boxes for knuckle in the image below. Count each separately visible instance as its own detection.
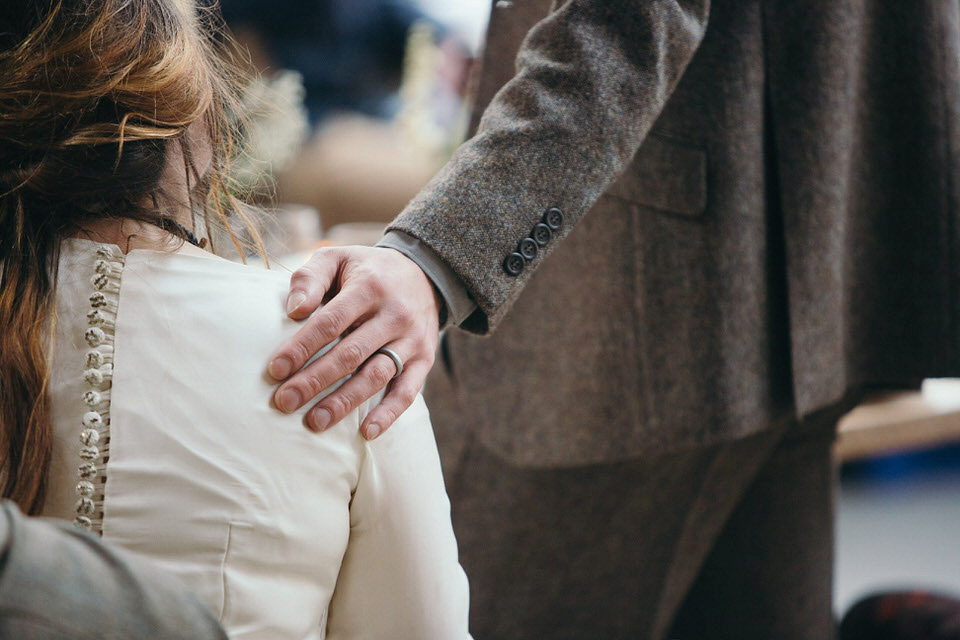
[307,314,341,345]
[382,310,408,334]
[337,342,367,371]
[291,373,323,400]
[324,393,353,420]
[414,334,435,351]
[395,385,417,407]
[351,283,375,307]
[375,405,400,427]
[321,306,344,330]
[391,297,415,317]
[289,341,313,368]
[366,274,388,298]
[345,262,370,283]
[289,264,316,286]
[367,362,394,387]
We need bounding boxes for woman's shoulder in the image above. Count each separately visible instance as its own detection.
[117,244,298,344]
[58,238,337,420]
[58,236,346,417]
[60,236,294,308]
[124,243,293,302]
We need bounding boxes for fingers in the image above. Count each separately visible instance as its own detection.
[360,359,432,440]
[274,320,389,414]
[268,286,371,382]
[268,245,441,437]
[285,249,342,320]
[302,345,409,433]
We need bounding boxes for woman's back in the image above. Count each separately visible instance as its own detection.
[42,238,469,639]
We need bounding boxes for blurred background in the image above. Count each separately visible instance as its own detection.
[218,0,960,619]
[218,0,491,259]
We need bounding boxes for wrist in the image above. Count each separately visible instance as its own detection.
[378,245,447,329]
[376,231,476,329]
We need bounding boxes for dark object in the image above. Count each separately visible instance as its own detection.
[532,222,552,246]
[543,207,563,230]
[221,0,430,122]
[155,219,207,249]
[503,252,525,276]
[840,591,960,640]
[518,237,538,261]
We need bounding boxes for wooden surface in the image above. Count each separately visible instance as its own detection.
[837,384,960,461]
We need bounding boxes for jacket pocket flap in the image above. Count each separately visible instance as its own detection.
[605,133,707,216]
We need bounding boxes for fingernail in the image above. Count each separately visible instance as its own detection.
[310,408,332,431]
[277,388,301,413]
[268,357,292,380]
[286,292,307,315]
[364,423,380,440]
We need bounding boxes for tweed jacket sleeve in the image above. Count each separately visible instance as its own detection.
[386,0,709,334]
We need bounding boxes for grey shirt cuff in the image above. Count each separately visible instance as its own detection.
[377,230,478,330]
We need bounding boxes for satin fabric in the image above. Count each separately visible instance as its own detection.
[42,238,470,640]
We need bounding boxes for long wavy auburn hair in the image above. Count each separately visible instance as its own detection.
[0,0,263,514]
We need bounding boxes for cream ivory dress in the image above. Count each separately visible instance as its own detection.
[40,238,471,639]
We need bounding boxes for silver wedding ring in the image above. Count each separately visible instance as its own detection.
[376,347,403,379]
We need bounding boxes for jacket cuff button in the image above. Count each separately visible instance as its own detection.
[503,252,525,276]
[544,207,564,230]
[532,223,552,246]
[518,237,538,261]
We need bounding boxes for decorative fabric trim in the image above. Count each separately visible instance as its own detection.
[73,246,123,535]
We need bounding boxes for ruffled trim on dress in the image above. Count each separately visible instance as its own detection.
[73,245,124,535]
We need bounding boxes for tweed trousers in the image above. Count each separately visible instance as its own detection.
[437,411,839,640]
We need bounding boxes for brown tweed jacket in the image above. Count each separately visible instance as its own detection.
[389,0,960,466]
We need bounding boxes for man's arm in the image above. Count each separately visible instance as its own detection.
[269,0,710,437]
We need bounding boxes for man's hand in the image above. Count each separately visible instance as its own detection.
[268,246,441,439]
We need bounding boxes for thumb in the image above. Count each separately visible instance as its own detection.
[286,248,343,319]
